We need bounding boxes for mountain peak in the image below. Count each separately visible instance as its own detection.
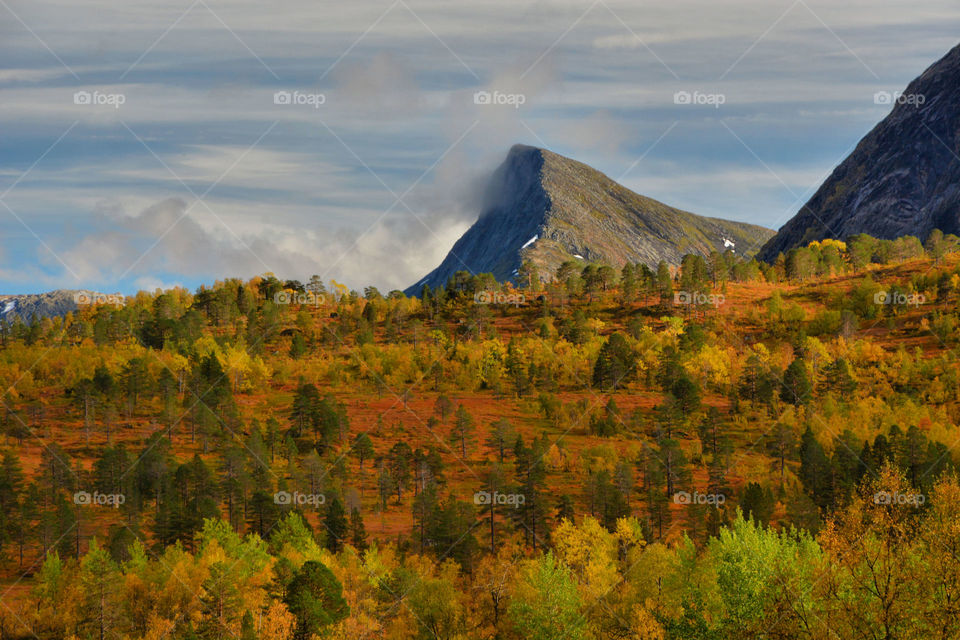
[507,142,541,156]
[406,146,773,294]
[0,289,96,322]
[758,41,960,260]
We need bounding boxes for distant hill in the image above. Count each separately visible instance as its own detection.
[0,289,123,322]
[759,42,960,261]
[406,144,774,295]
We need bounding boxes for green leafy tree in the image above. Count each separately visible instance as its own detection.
[323,496,348,553]
[508,552,586,640]
[707,513,823,638]
[655,260,673,299]
[289,381,321,439]
[78,538,120,640]
[283,560,349,640]
[740,482,775,525]
[349,507,367,552]
[289,332,307,359]
[620,263,637,302]
[351,432,374,472]
[799,426,832,509]
[781,358,812,406]
[592,332,636,391]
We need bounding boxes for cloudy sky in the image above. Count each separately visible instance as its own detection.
[0,0,958,294]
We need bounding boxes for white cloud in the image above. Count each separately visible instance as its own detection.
[592,34,644,50]
[0,68,73,84]
[332,52,427,115]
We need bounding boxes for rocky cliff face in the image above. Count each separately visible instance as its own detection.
[758,42,960,261]
[406,144,773,294]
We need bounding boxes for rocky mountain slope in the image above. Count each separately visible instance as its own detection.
[758,42,960,261]
[0,289,118,322]
[407,145,773,294]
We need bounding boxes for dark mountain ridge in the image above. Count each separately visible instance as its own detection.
[759,42,960,260]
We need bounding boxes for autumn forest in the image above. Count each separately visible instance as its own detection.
[1,232,960,640]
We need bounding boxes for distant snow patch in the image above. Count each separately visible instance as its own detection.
[722,238,735,249]
[521,235,538,249]
[1,300,16,316]
[573,254,584,259]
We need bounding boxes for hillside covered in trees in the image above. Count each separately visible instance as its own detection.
[1,231,960,639]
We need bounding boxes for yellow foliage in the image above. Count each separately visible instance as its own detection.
[686,343,733,390]
[192,335,224,361]
[544,442,568,471]
[260,600,296,640]
[660,316,684,337]
[143,614,177,640]
[631,603,666,640]
[552,516,621,600]
[331,612,382,640]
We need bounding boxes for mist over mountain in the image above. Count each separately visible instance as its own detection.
[406,144,774,294]
[759,42,960,261]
